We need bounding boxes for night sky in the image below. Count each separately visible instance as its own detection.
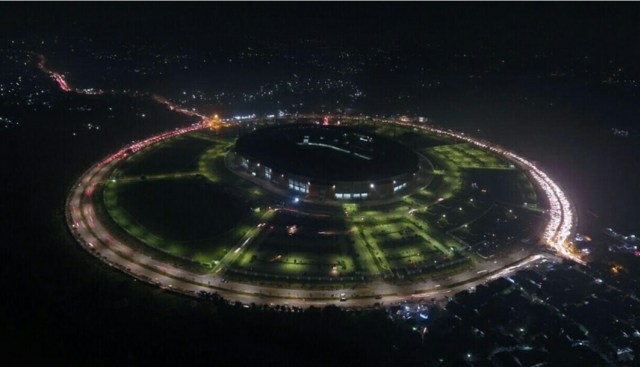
[2,3,638,56]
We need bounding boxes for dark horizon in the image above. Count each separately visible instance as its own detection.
[2,3,639,56]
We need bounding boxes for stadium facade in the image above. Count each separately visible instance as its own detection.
[230,124,421,201]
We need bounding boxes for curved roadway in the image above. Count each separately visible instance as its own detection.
[66,115,579,308]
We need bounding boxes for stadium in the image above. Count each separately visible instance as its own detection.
[66,114,577,307]
[231,123,425,202]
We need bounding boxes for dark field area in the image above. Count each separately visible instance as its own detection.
[395,130,456,150]
[464,169,539,207]
[454,206,542,247]
[108,178,247,244]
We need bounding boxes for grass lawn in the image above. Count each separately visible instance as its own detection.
[104,176,252,261]
[97,121,544,283]
[232,211,359,277]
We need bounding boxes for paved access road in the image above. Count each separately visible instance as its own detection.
[65,118,570,309]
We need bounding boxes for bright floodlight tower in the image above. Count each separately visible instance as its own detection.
[230,123,426,202]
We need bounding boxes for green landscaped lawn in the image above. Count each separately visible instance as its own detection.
[98,121,544,283]
[427,143,511,170]
[104,176,252,261]
[102,129,262,262]
[236,250,357,278]
[231,211,361,277]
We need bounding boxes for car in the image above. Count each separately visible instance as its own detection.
[374,295,382,300]
[339,293,347,301]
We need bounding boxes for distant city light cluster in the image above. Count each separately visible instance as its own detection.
[0,116,19,129]
[152,95,209,122]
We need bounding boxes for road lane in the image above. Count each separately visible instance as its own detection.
[65,115,576,308]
